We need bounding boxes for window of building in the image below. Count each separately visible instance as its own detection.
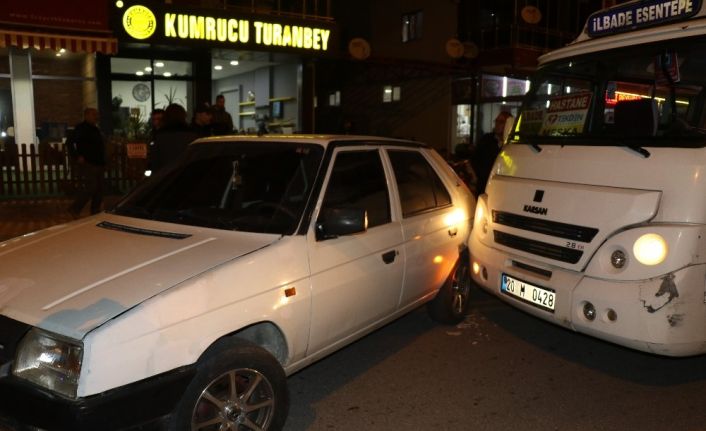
[383,85,401,103]
[402,11,423,43]
[0,49,12,146]
[110,57,193,139]
[321,150,391,228]
[388,150,452,217]
[32,49,96,144]
[329,91,340,107]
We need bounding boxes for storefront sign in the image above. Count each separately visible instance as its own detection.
[587,0,701,38]
[115,1,336,53]
[126,143,147,159]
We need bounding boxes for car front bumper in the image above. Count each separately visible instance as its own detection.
[0,365,195,430]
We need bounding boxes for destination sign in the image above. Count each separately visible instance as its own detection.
[587,0,701,38]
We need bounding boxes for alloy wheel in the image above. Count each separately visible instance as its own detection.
[191,368,276,431]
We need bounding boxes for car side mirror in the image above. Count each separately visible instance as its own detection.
[315,207,367,241]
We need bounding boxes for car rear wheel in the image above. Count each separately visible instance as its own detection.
[427,253,472,325]
[169,339,289,431]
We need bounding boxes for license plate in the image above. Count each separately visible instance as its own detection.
[501,273,556,312]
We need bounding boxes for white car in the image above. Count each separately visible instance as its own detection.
[0,135,475,430]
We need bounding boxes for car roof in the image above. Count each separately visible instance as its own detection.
[191,134,428,149]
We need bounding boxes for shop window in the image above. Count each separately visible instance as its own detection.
[153,59,192,78]
[110,57,194,139]
[0,49,12,146]
[0,48,9,75]
[329,91,340,107]
[383,85,401,103]
[111,58,192,77]
[456,105,472,144]
[402,11,423,43]
[32,50,96,144]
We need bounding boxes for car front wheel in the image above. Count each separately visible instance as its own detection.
[170,339,289,431]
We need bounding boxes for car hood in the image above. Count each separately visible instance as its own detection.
[0,213,280,340]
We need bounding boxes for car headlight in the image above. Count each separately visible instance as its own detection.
[13,328,83,398]
[633,233,668,266]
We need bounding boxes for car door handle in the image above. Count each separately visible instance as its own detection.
[382,250,397,264]
[448,228,458,237]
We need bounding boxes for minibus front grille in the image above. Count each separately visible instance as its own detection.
[492,211,598,242]
[494,230,583,264]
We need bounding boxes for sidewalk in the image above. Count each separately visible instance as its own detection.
[0,195,124,242]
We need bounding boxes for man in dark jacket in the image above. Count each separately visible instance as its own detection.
[191,103,213,137]
[67,108,106,218]
[211,94,234,135]
[471,111,512,196]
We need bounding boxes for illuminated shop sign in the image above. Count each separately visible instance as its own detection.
[116,2,335,52]
[587,0,702,38]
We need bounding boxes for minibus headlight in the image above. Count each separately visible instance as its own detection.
[473,198,488,234]
[632,233,668,266]
[13,329,83,399]
[473,204,484,228]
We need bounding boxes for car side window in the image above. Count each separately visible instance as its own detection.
[388,150,452,217]
[321,150,391,228]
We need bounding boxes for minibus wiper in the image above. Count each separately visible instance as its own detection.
[626,144,650,158]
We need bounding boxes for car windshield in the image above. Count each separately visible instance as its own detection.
[514,37,706,147]
[113,141,324,235]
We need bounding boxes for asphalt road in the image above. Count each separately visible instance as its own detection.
[285,287,706,431]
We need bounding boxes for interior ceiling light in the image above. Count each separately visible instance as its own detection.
[136,71,144,76]
[155,62,165,68]
[145,66,152,72]
[163,72,172,77]
[214,65,223,70]
[230,60,239,66]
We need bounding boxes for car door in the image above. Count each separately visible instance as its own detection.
[386,149,459,307]
[306,147,404,355]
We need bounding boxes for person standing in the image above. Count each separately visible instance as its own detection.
[471,111,513,196]
[149,108,165,140]
[150,103,199,173]
[191,103,213,137]
[146,108,165,173]
[67,108,106,218]
[211,94,234,135]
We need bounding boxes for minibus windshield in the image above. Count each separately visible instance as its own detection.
[514,37,706,147]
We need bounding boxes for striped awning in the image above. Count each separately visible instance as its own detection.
[0,30,117,54]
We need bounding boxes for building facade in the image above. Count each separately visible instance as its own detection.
[109,0,337,137]
[0,0,337,152]
[0,0,629,155]
[315,0,466,152]
[457,0,611,146]
[0,0,117,148]
[317,0,625,154]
